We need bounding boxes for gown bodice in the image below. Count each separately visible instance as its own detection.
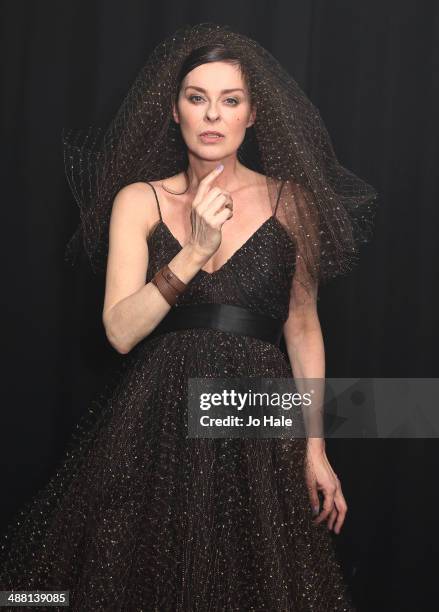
[145,195,297,322]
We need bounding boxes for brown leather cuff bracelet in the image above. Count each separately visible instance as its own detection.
[151,264,188,306]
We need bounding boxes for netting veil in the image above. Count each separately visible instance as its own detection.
[62,21,378,292]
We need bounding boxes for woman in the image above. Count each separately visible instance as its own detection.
[0,22,377,611]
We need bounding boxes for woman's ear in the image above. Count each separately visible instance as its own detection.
[246,105,257,128]
[172,102,180,124]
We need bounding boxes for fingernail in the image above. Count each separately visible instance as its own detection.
[312,506,319,516]
[217,164,224,171]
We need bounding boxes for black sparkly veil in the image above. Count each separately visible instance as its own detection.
[62,21,378,293]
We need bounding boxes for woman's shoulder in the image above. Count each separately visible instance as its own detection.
[112,181,161,217]
[110,181,163,240]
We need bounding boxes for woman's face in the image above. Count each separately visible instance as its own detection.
[173,61,256,161]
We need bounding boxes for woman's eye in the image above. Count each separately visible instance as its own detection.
[188,95,239,106]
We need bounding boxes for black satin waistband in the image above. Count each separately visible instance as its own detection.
[147,303,285,347]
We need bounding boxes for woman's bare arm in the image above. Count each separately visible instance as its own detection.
[282,272,325,453]
[283,272,349,533]
[102,183,207,354]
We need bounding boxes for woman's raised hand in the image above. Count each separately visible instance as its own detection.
[189,165,233,258]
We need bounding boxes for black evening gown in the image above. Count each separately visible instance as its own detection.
[0,184,355,611]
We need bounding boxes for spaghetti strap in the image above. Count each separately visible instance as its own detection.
[273,180,285,215]
[145,182,162,221]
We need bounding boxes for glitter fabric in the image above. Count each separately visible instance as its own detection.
[62,21,378,295]
[0,179,356,611]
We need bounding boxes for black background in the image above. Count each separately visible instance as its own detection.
[1,1,438,610]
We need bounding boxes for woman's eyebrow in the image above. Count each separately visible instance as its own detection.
[184,86,245,94]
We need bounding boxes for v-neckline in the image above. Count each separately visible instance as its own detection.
[155,215,276,277]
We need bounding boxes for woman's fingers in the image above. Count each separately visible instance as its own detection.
[327,506,339,531]
[204,191,233,222]
[193,165,224,205]
[192,166,233,228]
[307,482,320,517]
[332,490,348,534]
[313,485,336,525]
[305,452,348,533]
[214,206,233,227]
[315,482,348,533]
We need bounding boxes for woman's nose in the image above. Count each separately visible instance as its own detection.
[206,106,220,121]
